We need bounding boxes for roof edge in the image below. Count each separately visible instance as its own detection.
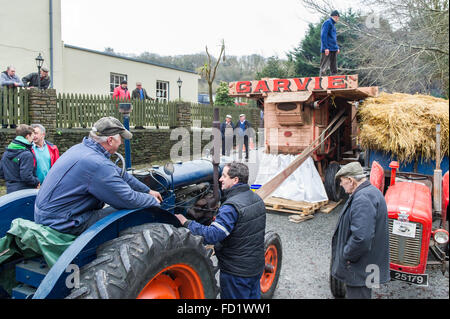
[64,44,198,75]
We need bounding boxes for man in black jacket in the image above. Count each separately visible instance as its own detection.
[175,162,266,298]
[0,124,40,193]
[220,115,234,156]
[331,162,390,299]
[22,67,51,89]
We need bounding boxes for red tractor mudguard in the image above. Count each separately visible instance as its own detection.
[370,161,385,194]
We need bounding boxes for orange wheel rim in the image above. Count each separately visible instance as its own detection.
[260,244,278,293]
[137,264,205,299]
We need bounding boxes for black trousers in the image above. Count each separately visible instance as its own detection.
[319,51,338,76]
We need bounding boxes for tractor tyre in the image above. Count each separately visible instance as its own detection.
[324,162,346,202]
[260,231,282,299]
[329,262,346,298]
[66,223,219,299]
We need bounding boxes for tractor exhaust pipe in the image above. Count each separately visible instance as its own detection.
[433,124,442,217]
[212,107,221,205]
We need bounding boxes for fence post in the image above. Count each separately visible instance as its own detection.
[28,88,57,138]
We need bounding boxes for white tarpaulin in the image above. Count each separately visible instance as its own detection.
[254,152,328,203]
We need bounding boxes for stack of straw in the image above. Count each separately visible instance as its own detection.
[358,92,449,163]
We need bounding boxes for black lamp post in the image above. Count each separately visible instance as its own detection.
[177,77,183,100]
[35,53,44,90]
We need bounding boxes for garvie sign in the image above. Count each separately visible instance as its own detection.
[229,75,358,96]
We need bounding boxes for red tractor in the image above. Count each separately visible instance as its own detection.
[330,156,449,297]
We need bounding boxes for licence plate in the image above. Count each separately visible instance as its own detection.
[392,220,416,238]
[390,270,428,286]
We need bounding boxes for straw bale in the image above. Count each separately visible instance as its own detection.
[358,92,449,163]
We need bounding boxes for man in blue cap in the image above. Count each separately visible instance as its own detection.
[320,10,340,76]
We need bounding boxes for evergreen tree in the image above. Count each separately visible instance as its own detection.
[215,82,235,106]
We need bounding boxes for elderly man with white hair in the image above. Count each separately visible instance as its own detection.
[330,161,390,299]
[34,117,162,236]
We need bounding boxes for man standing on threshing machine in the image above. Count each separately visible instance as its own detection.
[34,117,162,236]
[320,10,340,76]
[331,162,390,299]
[175,162,266,299]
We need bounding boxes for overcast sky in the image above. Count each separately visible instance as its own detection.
[61,0,357,58]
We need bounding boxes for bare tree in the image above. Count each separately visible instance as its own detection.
[198,40,226,106]
[301,0,449,96]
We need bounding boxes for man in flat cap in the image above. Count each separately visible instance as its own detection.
[320,10,340,76]
[22,67,51,89]
[330,162,390,299]
[220,114,235,156]
[235,114,252,161]
[34,117,162,236]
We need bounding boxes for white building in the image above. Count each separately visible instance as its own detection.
[0,0,199,102]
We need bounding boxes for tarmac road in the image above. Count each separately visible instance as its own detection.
[239,148,449,299]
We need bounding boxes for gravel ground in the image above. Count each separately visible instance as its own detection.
[241,148,449,299]
[266,206,449,299]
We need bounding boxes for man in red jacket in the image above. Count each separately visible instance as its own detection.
[31,124,60,184]
[112,80,131,100]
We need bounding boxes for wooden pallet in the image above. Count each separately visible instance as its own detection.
[318,200,343,214]
[264,197,329,215]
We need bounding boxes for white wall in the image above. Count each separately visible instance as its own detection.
[0,0,63,89]
[62,46,199,103]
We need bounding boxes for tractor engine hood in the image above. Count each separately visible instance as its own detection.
[385,181,432,225]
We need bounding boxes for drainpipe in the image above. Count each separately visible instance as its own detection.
[49,0,54,88]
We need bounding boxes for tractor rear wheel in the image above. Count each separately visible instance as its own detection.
[260,231,282,299]
[66,223,219,299]
[324,162,346,202]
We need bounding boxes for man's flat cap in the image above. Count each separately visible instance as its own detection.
[92,116,132,140]
[335,162,364,180]
[41,67,49,72]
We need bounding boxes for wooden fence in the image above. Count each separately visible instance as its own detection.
[190,103,260,128]
[56,93,179,129]
[0,88,260,129]
[0,87,29,128]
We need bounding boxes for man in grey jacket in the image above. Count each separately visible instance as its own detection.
[34,117,162,236]
[1,66,24,128]
[330,162,390,299]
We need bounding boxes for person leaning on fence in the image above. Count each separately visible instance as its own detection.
[0,124,40,194]
[0,66,24,89]
[330,162,390,299]
[31,124,60,184]
[112,80,131,100]
[33,117,162,236]
[22,67,51,90]
[132,82,153,101]
[1,66,24,128]
[175,162,266,299]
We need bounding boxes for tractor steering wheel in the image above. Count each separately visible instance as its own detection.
[114,152,126,177]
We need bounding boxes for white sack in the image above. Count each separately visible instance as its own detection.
[254,151,328,203]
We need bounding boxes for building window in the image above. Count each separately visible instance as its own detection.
[156,81,169,102]
[110,73,127,95]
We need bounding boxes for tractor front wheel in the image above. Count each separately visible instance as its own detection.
[260,231,282,299]
[66,223,218,299]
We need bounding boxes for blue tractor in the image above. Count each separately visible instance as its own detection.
[0,106,282,299]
